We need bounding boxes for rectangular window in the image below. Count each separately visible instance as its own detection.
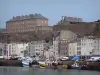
[77,43,81,46]
[77,51,81,55]
[77,47,81,50]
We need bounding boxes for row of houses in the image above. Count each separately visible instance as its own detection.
[0,38,59,60]
[0,30,100,59]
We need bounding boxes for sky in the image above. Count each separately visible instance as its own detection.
[0,0,100,28]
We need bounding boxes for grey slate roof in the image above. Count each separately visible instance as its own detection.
[7,13,48,22]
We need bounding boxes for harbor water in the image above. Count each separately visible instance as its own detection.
[0,67,100,75]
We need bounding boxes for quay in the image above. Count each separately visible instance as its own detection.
[0,59,100,71]
[0,60,22,67]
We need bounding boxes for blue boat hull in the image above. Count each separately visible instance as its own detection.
[71,66,87,70]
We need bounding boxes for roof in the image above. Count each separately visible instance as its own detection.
[7,13,48,22]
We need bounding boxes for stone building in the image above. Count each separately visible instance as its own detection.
[57,16,83,24]
[59,30,77,57]
[6,13,48,30]
[0,14,53,43]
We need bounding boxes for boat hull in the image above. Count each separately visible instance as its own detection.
[71,66,87,70]
[22,62,29,67]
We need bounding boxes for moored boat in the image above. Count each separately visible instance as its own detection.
[21,56,33,67]
[38,61,46,68]
[71,62,87,70]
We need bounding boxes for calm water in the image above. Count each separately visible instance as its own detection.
[0,67,100,75]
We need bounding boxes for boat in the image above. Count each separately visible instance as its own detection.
[71,61,87,70]
[31,60,39,68]
[21,57,33,67]
[38,61,46,68]
[22,61,29,67]
[71,62,80,69]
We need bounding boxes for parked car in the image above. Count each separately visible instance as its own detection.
[88,57,100,61]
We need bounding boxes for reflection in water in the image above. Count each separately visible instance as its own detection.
[0,67,100,75]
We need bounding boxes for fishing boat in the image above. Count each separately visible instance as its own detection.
[71,61,87,70]
[21,57,33,67]
[71,62,80,69]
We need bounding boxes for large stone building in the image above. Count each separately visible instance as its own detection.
[0,14,53,43]
[6,13,48,30]
[5,13,52,33]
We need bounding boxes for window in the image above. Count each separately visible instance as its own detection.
[77,43,81,46]
[82,43,83,46]
[90,52,92,54]
[77,47,81,50]
[45,21,47,23]
[77,51,81,55]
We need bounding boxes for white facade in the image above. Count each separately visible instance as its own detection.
[29,41,45,56]
[80,38,94,55]
[68,43,77,56]
[7,43,28,57]
[53,38,59,59]
[68,37,95,56]
[93,38,100,55]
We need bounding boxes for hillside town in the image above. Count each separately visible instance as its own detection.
[0,13,100,61]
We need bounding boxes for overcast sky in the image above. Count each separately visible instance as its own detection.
[0,0,100,28]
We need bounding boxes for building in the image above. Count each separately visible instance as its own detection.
[6,13,48,30]
[0,14,53,43]
[28,40,46,56]
[92,38,100,55]
[59,30,77,41]
[52,36,59,59]
[58,16,83,24]
[0,43,5,58]
[7,43,28,57]
[68,42,77,56]
[43,37,59,61]
[68,36,100,57]
[59,30,77,57]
